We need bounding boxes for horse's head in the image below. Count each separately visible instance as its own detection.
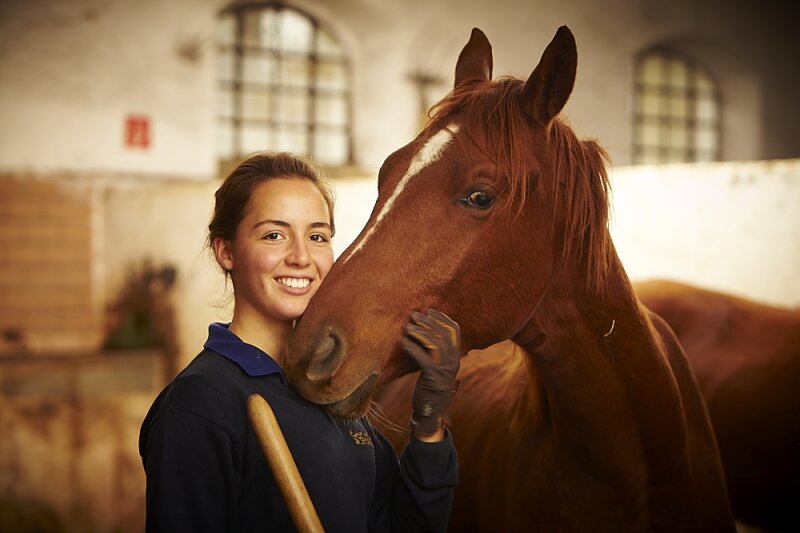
[284,26,611,418]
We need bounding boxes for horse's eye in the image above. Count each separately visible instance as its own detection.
[463,190,495,209]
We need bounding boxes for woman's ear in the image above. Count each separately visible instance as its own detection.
[212,237,234,272]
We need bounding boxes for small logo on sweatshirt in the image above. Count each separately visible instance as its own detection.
[349,430,373,446]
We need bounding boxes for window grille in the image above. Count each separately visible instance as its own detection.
[217,5,352,166]
[633,49,721,164]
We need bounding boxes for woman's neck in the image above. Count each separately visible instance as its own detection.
[228,307,293,364]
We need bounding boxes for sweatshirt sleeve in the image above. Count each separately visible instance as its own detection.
[369,428,458,533]
[142,390,238,532]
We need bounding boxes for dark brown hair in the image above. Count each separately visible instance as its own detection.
[208,151,336,253]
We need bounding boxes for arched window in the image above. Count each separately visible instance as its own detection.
[216,5,351,167]
[633,48,721,164]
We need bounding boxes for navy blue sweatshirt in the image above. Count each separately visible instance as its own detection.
[139,323,458,532]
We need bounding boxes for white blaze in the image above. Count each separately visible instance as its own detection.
[340,124,459,264]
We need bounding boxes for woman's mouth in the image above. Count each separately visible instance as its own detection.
[276,277,311,289]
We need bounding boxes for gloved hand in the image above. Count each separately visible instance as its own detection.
[400,309,461,436]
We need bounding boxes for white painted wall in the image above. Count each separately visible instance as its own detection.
[102,178,226,367]
[0,0,217,177]
[610,160,800,307]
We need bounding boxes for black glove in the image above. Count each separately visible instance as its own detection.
[400,309,461,436]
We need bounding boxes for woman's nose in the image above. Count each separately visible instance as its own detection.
[285,238,311,266]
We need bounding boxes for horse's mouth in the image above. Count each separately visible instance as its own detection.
[324,372,379,419]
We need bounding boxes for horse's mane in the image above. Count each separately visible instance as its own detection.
[423,78,613,295]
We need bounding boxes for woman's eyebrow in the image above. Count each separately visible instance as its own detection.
[252,220,332,231]
[252,219,289,231]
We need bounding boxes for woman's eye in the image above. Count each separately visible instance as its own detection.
[309,234,328,242]
[263,232,283,240]
[463,190,495,209]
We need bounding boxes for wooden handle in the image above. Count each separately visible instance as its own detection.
[247,393,325,533]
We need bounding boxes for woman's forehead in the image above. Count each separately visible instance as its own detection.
[246,177,330,223]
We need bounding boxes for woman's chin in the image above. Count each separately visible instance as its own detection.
[272,303,312,323]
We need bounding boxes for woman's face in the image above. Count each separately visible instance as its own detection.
[222,176,334,323]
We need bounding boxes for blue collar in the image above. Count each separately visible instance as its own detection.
[203,323,285,382]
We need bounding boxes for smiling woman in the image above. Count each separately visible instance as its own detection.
[207,152,336,357]
[212,176,335,354]
[138,151,462,532]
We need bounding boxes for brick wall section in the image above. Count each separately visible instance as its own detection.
[0,176,96,354]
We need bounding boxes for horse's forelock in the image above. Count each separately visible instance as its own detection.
[425,78,534,216]
[425,77,612,295]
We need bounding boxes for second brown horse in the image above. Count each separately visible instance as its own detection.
[636,279,800,532]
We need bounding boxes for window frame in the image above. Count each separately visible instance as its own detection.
[216,3,353,167]
[633,47,722,164]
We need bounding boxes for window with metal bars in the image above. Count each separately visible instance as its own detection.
[216,5,352,167]
[633,48,721,164]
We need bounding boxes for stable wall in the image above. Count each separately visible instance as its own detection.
[611,160,800,307]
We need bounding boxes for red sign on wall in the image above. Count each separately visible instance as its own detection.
[125,115,151,148]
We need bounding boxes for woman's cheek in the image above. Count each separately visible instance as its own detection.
[318,250,334,280]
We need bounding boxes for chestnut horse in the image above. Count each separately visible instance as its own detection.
[635,279,800,532]
[285,27,734,531]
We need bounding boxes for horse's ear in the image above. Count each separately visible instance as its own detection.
[522,26,577,125]
[454,28,493,88]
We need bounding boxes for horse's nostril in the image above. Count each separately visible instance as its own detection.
[305,331,344,383]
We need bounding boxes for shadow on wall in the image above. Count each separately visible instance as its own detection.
[103,261,180,382]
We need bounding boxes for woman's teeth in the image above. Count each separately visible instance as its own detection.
[278,277,310,289]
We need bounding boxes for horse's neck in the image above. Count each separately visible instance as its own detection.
[512,256,691,477]
[514,250,641,353]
